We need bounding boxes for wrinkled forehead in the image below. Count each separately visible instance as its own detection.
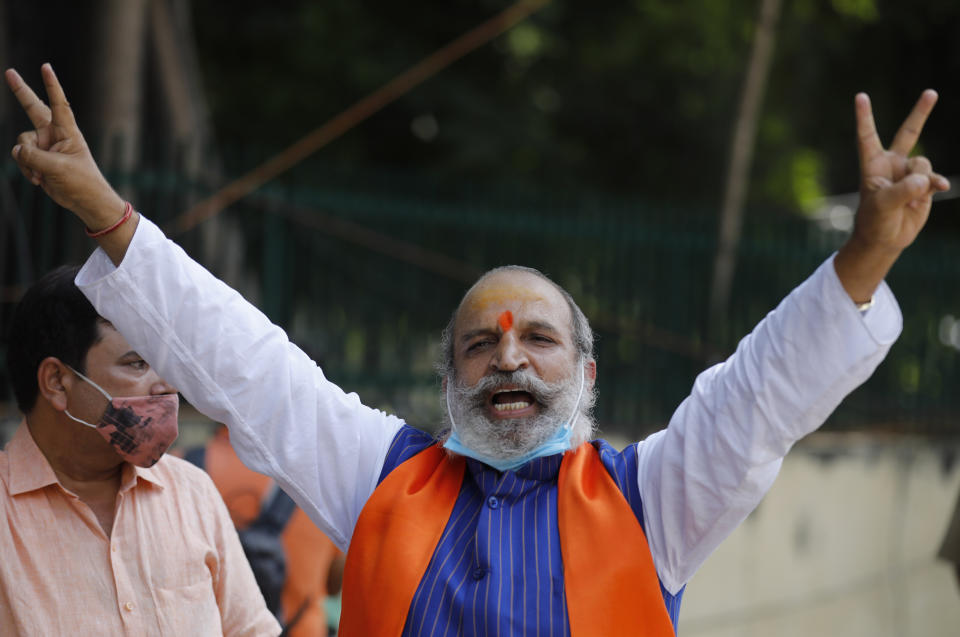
[455,271,573,335]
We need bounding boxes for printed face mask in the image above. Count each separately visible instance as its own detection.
[63,366,179,468]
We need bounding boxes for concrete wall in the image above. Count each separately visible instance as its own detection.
[679,433,960,637]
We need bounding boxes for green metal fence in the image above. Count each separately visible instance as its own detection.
[2,161,958,441]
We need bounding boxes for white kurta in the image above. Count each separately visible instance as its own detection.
[76,216,901,594]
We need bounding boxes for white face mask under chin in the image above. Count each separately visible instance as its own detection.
[443,362,585,472]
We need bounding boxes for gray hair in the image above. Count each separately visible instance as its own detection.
[436,265,596,380]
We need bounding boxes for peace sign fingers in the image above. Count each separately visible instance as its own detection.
[890,89,938,157]
[40,63,79,132]
[835,89,946,306]
[856,89,942,187]
[854,92,884,169]
[5,67,52,130]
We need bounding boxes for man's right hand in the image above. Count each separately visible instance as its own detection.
[7,63,134,262]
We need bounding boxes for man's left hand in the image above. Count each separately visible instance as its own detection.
[834,90,950,303]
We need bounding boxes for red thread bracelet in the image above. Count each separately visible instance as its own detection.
[86,201,133,238]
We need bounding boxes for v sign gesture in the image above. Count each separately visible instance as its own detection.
[834,90,950,305]
[6,64,132,261]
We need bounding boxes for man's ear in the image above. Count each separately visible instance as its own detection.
[584,359,597,390]
[36,357,71,411]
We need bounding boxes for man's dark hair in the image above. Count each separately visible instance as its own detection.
[6,265,104,413]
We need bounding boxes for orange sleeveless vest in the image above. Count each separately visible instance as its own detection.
[340,442,675,637]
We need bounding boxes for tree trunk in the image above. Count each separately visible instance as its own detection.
[150,0,248,290]
[91,0,149,186]
[150,0,211,178]
[707,0,782,354]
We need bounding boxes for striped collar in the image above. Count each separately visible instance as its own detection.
[464,451,564,498]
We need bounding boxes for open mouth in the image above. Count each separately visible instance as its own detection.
[490,389,536,414]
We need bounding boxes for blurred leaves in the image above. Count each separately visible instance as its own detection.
[187,0,958,227]
[790,149,826,215]
[830,0,878,21]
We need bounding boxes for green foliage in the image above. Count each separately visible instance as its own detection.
[188,0,959,233]
[830,0,878,22]
[505,23,547,60]
[790,149,826,215]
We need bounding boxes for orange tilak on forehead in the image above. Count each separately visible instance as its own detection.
[466,285,545,312]
[498,310,513,332]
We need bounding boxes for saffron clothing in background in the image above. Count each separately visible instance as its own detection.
[198,426,344,636]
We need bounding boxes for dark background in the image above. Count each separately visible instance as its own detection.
[1,0,958,440]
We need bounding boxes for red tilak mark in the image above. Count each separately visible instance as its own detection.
[498,310,514,332]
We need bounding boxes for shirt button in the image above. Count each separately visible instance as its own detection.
[111,545,117,553]
[124,602,135,612]
[472,568,486,580]
[487,496,499,509]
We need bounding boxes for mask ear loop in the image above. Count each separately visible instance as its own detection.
[562,360,586,434]
[66,365,114,401]
[445,375,459,433]
[63,365,114,429]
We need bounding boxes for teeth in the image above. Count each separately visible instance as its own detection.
[494,401,531,412]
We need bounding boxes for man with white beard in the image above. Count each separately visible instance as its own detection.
[7,64,951,636]
[440,266,598,467]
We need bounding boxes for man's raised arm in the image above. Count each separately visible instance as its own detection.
[637,90,950,594]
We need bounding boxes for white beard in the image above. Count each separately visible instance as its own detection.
[443,366,588,462]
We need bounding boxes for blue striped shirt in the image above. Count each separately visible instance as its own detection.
[377,425,684,637]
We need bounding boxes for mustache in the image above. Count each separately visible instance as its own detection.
[456,369,566,408]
